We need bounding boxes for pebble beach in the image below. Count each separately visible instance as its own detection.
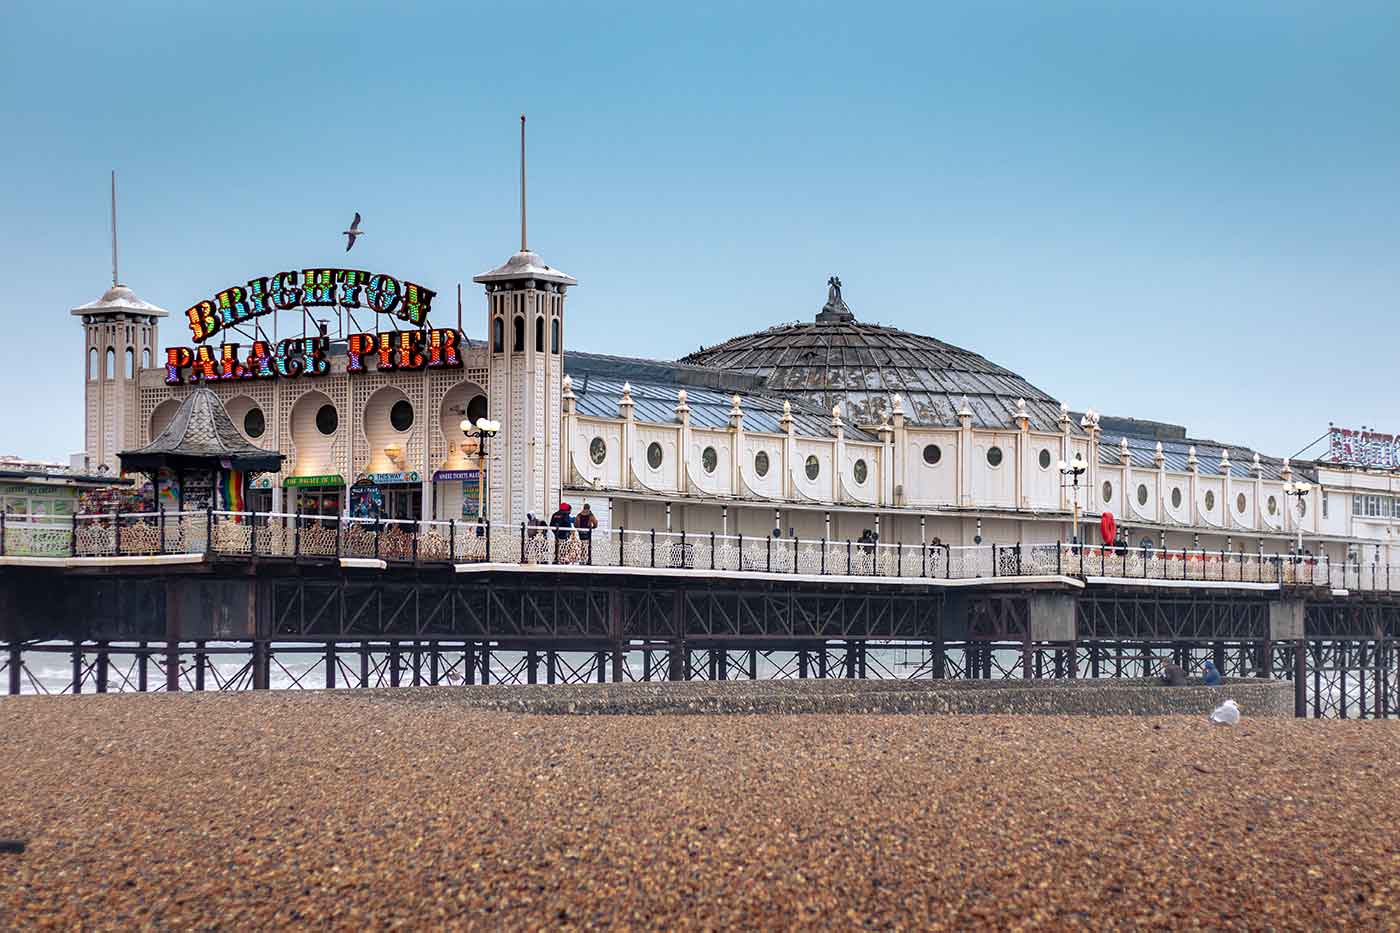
[2,688,1398,929]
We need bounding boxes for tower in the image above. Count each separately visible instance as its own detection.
[472,116,575,523]
[72,173,168,471]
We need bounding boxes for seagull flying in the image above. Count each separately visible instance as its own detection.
[1209,698,1240,726]
[343,212,363,252]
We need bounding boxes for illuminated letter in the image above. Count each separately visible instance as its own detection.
[345,332,377,372]
[303,336,330,376]
[270,271,301,310]
[366,274,402,316]
[398,282,436,326]
[374,331,398,370]
[244,277,271,318]
[190,345,221,382]
[218,343,250,380]
[216,287,258,328]
[394,330,426,370]
[185,300,222,342]
[301,269,336,306]
[274,338,304,378]
[425,329,462,368]
[246,341,275,379]
[336,269,370,308]
[164,347,192,385]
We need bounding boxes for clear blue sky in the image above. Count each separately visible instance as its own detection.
[1,1,1397,461]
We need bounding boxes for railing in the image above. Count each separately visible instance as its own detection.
[4,510,1399,592]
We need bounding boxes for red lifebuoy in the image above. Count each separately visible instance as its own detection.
[1100,511,1116,544]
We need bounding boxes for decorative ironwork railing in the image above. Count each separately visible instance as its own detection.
[4,510,1398,592]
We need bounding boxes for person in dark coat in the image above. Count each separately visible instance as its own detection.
[1202,660,1223,686]
[549,503,573,540]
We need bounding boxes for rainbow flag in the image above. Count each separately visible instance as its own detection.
[221,470,245,515]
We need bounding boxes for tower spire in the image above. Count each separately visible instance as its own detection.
[110,170,119,287]
[519,114,527,252]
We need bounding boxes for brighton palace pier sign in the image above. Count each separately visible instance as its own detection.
[164,268,461,385]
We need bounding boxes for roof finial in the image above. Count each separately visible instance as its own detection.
[110,170,119,287]
[519,115,527,253]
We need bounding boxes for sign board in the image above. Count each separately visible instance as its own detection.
[432,469,479,482]
[163,328,462,385]
[283,474,344,488]
[461,471,483,519]
[1329,426,1400,471]
[359,471,421,485]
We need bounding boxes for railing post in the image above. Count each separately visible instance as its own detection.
[766,534,772,573]
[335,515,342,559]
[1056,540,1062,576]
[792,537,798,575]
[0,511,6,556]
[411,523,419,564]
[822,538,828,575]
[250,507,258,556]
[520,522,527,563]
[846,539,852,575]
[710,531,715,571]
[617,527,624,567]
[1016,543,1022,576]
[485,519,492,562]
[993,544,999,578]
[374,518,382,560]
[944,543,951,579]
[680,530,687,570]
[158,506,166,554]
[205,505,213,554]
[112,510,121,555]
[650,528,656,568]
[449,518,456,563]
[897,542,903,577]
[739,533,745,572]
[71,513,78,557]
[294,509,301,558]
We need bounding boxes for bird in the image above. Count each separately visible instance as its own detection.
[1202,660,1223,686]
[1209,698,1240,726]
[343,212,363,251]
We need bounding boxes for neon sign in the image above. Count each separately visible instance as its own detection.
[183,268,437,342]
[163,328,462,385]
[1329,426,1400,471]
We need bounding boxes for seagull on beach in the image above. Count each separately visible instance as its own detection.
[1202,660,1222,686]
[1209,698,1240,726]
[343,212,363,251]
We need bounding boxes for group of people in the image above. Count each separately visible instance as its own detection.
[525,502,599,562]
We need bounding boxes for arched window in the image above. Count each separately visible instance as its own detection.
[535,315,544,353]
[125,347,135,378]
[88,348,98,381]
[512,316,524,352]
[551,318,560,354]
[141,348,151,369]
[492,317,504,353]
[105,347,115,380]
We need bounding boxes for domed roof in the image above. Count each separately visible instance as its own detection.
[70,283,169,318]
[680,277,1066,430]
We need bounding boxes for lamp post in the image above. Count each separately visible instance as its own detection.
[1058,452,1088,543]
[1282,480,1312,554]
[460,417,501,522]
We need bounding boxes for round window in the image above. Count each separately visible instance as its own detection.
[702,446,718,474]
[922,444,942,466]
[1204,490,1216,512]
[854,458,868,484]
[243,408,265,439]
[986,446,1003,467]
[805,455,820,481]
[1137,484,1148,506]
[1171,487,1182,509]
[466,395,488,426]
[1237,493,1248,514]
[1267,495,1278,515]
[647,442,663,470]
[1102,481,1113,503]
[755,450,770,477]
[589,437,606,465]
[389,399,414,432]
[315,404,338,436]
[1038,449,1052,470]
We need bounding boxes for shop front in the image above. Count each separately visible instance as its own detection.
[349,471,423,521]
[432,468,484,522]
[284,474,345,520]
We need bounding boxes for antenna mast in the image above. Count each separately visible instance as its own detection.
[520,114,527,252]
[110,170,119,286]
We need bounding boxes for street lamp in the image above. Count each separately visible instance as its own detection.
[460,417,501,522]
[1282,480,1312,554]
[1058,451,1088,543]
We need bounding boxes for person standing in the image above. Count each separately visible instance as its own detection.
[575,503,598,562]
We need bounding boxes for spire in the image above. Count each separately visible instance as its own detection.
[519,114,527,253]
[110,170,119,287]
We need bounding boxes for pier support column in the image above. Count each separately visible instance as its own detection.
[668,643,684,681]
[464,644,476,685]
[594,650,606,683]
[165,642,180,692]
[480,646,491,685]
[1269,599,1307,718]
[195,641,207,691]
[8,644,20,695]
[547,650,557,685]
[251,640,270,690]
[360,642,371,688]
[137,642,148,691]
[818,644,829,679]
[612,644,624,683]
[388,642,401,688]
[642,648,652,682]
[411,642,423,686]
[798,649,809,679]
[324,643,337,689]
[429,646,440,686]
[844,643,857,679]
[527,649,539,684]
[1028,593,1078,680]
[95,641,109,693]
[71,643,83,694]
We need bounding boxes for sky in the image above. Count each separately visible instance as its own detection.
[0,1,1397,461]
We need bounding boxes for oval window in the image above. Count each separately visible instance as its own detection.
[1205,490,1216,512]
[315,404,338,436]
[805,455,820,481]
[647,442,663,469]
[754,450,770,477]
[1038,449,1052,470]
[853,458,868,484]
[1102,481,1113,503]
[390,399,414,432]
[1171,487,1182,509]
[1267,495,1278,515]
[466,395,488,426]
[702,446,718,474]
[589,437,606,465]
[923,444,942,466]
[1237,493,1248,514]
[987,446,1003,467]
[1137,484,1148,506]
[243,408,266,439]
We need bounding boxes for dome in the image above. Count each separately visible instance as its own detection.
[680,277,1065,430]
[70,283,169,318]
